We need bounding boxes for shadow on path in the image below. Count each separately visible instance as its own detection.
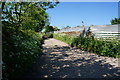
[22,39,120,79]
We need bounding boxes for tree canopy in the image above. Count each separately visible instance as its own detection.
[2,1,59,32]
[111,18,120,25]
[44,25,59,33]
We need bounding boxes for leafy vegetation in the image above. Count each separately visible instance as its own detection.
[2,2,59,32]
[111,18,120,25]
[42,33,53,39]
[44,25,59,33]
[44,25,54,33]
[2,1,59,80]
[54,33,120,58]
[3,29,43,79]
[45,33,53,38]
[62,25,71,29]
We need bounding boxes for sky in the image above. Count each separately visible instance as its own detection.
[46,2,118,29]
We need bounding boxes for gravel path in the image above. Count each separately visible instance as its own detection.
[23,38,120,79]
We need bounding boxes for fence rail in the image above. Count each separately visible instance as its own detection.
[94,32,120,40]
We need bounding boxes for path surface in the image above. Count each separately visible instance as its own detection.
[23,38,120,78]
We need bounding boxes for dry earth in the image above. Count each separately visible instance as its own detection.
[23,38,120,79]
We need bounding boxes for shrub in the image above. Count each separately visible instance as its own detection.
[46,33,53,38]
[3,29,43,79]
[53,33,120,58]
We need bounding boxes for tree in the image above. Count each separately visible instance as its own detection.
[77,25,81,27]
[111,18,120,25]
[44,25,54,33]
[63,25,71,29]
[52,26,60,31]
[2,1,59,31]
[2,1,59,79]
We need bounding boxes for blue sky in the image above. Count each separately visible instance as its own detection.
[46,2,118,29]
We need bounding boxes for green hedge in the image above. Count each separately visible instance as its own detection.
[3,29,43,79]
[54,33,120,58]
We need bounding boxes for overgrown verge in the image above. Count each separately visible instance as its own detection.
[3,28,43,79]
[54,33,120,58]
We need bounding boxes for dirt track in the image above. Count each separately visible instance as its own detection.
[23,38,120,78]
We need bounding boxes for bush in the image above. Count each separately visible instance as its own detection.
[53,33,120,58]
[46,33,53,38]
[42,33,53,39]
[3,29,43,79]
